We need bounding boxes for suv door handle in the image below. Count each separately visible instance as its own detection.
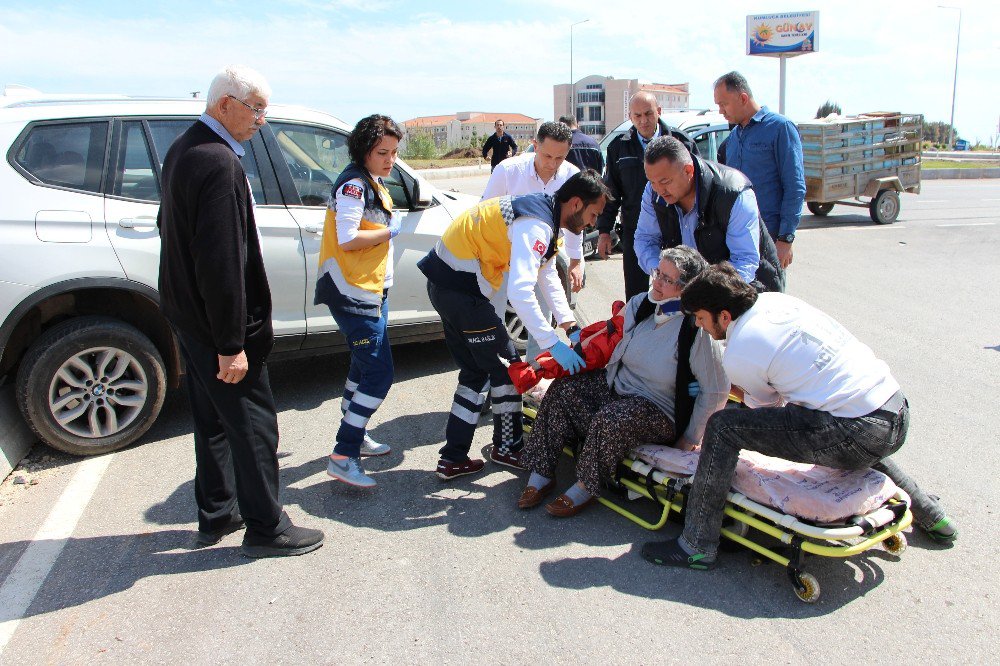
[302,223,323,234]
[118,217,157,229]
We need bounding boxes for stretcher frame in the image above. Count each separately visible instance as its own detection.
[523,404,913,603]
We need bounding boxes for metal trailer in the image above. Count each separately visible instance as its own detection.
[798,112,922,224]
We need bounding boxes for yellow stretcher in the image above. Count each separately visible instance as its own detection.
[522,404,912,603]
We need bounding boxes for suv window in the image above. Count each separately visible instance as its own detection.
[113,121,159,201]
[14,121,108,193]
[144,119,264,204]
[269,121,413,209]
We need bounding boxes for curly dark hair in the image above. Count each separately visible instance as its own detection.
[680,262,758,319]
[348,114,403,165]
[555,169,615,206]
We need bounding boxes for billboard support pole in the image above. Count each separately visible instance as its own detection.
[779,54,787,115]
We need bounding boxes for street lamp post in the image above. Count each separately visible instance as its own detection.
[570,19,589,124]
[939,5,962,149]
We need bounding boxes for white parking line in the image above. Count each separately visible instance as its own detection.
[936,222,997,228]
[0,454,114,654]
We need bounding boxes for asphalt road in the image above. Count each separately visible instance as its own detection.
[1,179,997,663]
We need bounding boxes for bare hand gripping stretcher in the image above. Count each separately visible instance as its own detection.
[523,400,913,603]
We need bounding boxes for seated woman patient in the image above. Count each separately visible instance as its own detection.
[518,246,730,516]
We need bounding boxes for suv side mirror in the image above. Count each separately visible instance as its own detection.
[411,177,432,209]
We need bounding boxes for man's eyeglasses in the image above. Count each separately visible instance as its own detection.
[227,95,267,121]
[651,268,684,287]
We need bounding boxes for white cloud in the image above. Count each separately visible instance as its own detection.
[1,0,997,139]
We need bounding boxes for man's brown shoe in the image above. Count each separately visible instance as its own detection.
[517,479,556,509]
[545,494,596,518]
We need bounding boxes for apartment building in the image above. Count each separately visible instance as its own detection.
[403,112,541,152]
[553,75,690,139]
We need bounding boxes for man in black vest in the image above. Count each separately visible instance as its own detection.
[633,136,783,293]
[595,92,701,300]
[158,65,323,557]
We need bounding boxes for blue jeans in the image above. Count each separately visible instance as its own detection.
[327,295,393,458]
[681,392,946,558]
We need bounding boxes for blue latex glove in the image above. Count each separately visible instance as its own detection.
[387,214,403,239]
[688,381,700,397]
[549,340,586,375]
[567,326,582,345]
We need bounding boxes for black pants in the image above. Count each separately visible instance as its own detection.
[177,332,290,538]
[620,224,650,301]
[427,281,522,462]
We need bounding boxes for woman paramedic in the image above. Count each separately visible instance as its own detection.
[314,114,404,489]
[517,246,730,516]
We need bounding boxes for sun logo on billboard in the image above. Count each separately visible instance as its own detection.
[753,22,774,43]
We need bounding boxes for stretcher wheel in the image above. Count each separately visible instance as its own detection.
[792,572,821,603]
[883,533,907,555]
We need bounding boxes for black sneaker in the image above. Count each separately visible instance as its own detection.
[241,525,325,558]
[641,538,716,570]
[195,515,246,547]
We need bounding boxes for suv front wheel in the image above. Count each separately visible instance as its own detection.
[16,316,167,456]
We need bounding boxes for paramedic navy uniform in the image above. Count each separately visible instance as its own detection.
[418,193,574,462]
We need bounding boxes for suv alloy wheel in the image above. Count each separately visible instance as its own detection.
[15,316,167,455]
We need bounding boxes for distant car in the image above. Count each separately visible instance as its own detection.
[953,139,970,151]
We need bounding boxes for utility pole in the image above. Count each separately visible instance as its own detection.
[570,19,589,123]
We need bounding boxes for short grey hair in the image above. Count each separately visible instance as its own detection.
[207,65,272,106]
[714,71,753,99]
[660,245,709,285]
[644,135,693,167]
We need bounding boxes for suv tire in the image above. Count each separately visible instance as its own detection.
[16,316,167,456]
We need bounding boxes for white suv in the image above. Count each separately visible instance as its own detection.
[0,92,484,456]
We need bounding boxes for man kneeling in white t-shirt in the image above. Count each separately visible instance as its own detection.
[642,263,957,570]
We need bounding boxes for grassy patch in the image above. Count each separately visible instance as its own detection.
[405,157,484,169]
[922,159,1000,169]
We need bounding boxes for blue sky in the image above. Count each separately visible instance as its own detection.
[2,0,998,142]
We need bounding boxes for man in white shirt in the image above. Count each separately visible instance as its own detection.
[642,263,957,570]
[417,172,612,479]
[481,121,586,369]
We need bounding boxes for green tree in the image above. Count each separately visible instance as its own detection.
[922,121,959,147]
[468,129,480,152]
[815,100,842,118]
[401,129,438,160]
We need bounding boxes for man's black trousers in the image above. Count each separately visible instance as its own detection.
[176,331,290,538]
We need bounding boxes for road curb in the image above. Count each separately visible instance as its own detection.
[1,385,35,481]
[922,167,1000,179]
[416,163,490,181]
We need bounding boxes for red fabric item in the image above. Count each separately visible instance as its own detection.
[508,300,627,393]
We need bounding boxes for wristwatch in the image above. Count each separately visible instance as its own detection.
[777,233,795,243]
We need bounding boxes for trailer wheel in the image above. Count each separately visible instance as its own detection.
[807,202,834,216]
[869,190,900,224]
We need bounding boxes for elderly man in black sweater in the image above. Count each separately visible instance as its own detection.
[157,65,323,557]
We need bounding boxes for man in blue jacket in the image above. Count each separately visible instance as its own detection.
[715,71,805,270]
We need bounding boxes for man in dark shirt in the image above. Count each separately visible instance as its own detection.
[158,65,323,558]
[482,119,518,171]
[596,92,700,300]
[559,115,604,173]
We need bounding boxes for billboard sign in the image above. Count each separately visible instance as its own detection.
[747,11,818,57]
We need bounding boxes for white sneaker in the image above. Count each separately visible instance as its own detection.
[360,433,391,457]
[326,456,376,488]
